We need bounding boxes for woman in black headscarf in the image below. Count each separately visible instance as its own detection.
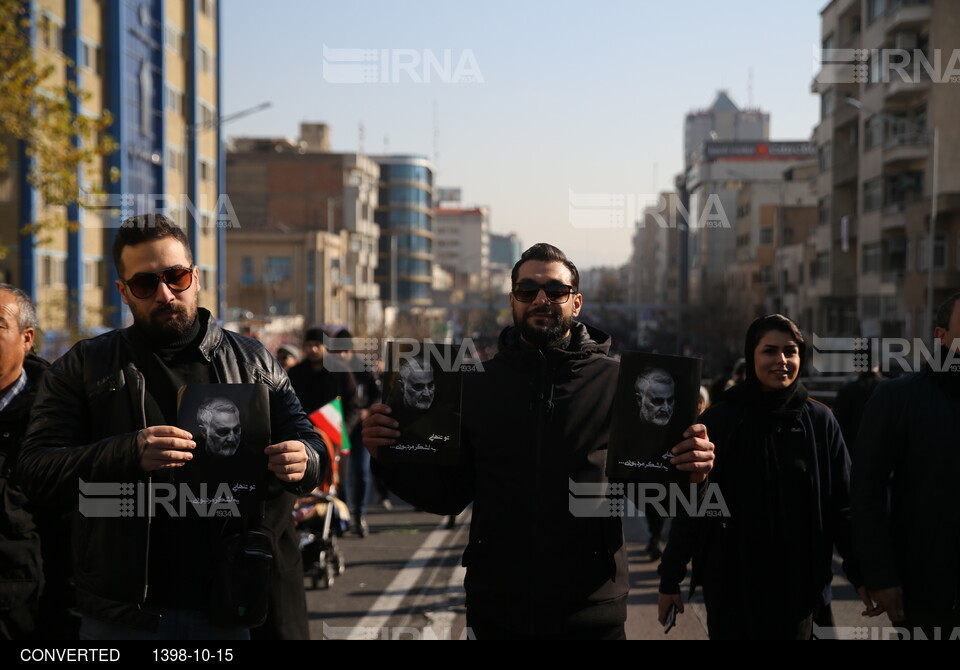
[656,314,870,639]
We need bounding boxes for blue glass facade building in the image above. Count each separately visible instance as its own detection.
[373,156,434,306]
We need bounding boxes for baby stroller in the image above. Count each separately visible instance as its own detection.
[294,489,348,589]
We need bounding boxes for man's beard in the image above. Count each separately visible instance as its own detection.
[516,307,573,348]
[134,302,197,341]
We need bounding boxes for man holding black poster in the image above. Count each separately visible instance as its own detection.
[18,214,325,640]
[364,243,714,639]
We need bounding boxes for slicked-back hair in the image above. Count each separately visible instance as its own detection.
[510,243,580,293]
[113,213,193,278]
[0,283,38,332]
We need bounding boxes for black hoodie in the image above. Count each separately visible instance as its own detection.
[380,321,629,636]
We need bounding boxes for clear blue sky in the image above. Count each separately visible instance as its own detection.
[223,0,826,268]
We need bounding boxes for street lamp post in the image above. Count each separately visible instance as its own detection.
[184,101,271,319]
[844,97,939,335]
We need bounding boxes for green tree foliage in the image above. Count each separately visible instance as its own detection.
[0,0,118,258]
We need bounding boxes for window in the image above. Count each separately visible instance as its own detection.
[197,47,215,75]
[862,295,881,318]
[200,160,212,183]
[863,178,882,212]
[821,90,834,120]
[41,255,66,287]
[864,116,884,150]
[83,260,99,288]
[812,252,830,280]
[868,52,883,86]
[39,15,64,52]
[200,103,216,127]
[264,257,292,282]
[818,198,831,227]
[241,257,255,285]
[819,143,832,172]
[917,234,946,271]
[862,242,881,274]
[267,300,291,316]
[759,228,774,245]
[199,0,216,17]
[167,147,183,173]
[867,0,886,24]
[759,267,773,285]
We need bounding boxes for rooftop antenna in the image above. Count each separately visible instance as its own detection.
[433,99,440,170]
[384,134,390,154]
[358,121,365,155]
[748,67,754,107]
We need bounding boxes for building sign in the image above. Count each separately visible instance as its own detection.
[436,187,462,203]
[704,141,815,161]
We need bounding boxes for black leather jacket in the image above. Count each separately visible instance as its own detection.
[18,310,325,631]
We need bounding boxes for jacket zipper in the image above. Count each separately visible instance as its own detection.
[134,368,152,604]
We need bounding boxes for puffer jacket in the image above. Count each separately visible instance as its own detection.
[381,322,628,635]
[17,310,324,632]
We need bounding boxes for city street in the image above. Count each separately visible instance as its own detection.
[305,497,873,641]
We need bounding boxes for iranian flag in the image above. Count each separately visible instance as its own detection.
[308,397,352,454]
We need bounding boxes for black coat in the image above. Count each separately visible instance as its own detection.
[851,368,960,612]
[658,391,861,636]
[380,322,628,636]
[0,354,48,639]
[18,310,325,635]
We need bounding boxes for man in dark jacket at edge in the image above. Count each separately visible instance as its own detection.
[0,284,75,639]
[363,243,715,639]
[852,292,960,638]
[18,214,325,640]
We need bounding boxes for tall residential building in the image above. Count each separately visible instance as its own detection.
[686,140,818,305]
[732,161,818,322]
[0,0,223,331]
[684,91,769,168]
[225,124,381,330]
[680,92,770,311]
[373,155,435,308]
[434,206,490,298]
[814,0,960,339]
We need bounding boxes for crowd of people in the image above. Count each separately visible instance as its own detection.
[1,217,958,640]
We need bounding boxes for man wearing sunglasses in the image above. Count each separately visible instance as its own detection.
[364,242,714,639]
[19,214,325,640]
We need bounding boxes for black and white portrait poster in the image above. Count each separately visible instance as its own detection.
[606,353,702,484]
[176,384,271,519]
[379,341,466,466]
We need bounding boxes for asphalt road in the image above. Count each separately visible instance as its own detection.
[304,497,881,640]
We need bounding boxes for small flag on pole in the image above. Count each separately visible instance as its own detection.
[308,397,352,454]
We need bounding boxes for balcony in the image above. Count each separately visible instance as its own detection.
[881,202,907,230]
[885,67,931,101]
[885,0,932,34]
[833,98,860,128]
[883,130,929,165]
[833,155,859,185]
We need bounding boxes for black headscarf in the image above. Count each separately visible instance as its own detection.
[736,314,809,412]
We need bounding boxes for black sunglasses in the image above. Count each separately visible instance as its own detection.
[123,265,195,299]
[512,281,576,304]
